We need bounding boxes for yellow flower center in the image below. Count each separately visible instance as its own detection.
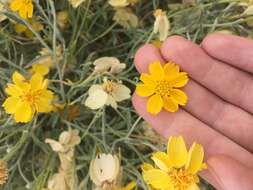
[102,80,116,93]
[169,169,195,190]
[22,90,41,105]
[155,80,172,97]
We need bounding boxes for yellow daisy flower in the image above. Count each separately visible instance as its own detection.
[136,61,189,114]
[142,136,207,190]
[10,0,33,19]
[2,72,54,123]
[0,160,8,185]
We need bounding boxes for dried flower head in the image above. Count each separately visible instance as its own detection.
[57,10,69,29]
[10,0,33,19]
[142,136,207,190]
[93,57,126,74]
[85,78,131,109]
[153,9,170,41]
[89,153,136,190]
[136,61,188,114]
[113,8,138,29]
[14,18,44,38]
[45,129,80,190]
[0,160,8,185]
[3,72,54,123]
[89,153,121,189]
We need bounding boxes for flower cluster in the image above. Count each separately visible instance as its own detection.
[0,0,213,189]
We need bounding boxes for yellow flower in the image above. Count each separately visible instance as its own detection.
[89,153,121,189]
[14,18,44,38]
[85,78,131,109]
[0,160,8,185]
[113,8,138,29]
[10,0,33,19]
[153,9,170,41]
[68,0,86,8]
[93,57,126,74]
[136,61,188,114]
[29,63,50,76]
[142,136,207,190]
[2,72,54,123]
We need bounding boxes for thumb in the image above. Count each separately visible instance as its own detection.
[207,154,253,190]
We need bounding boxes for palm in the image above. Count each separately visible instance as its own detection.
[133,34,253,190]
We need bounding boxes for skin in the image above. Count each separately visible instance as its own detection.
[132,34,253,190]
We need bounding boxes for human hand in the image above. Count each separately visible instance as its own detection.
[133,34,253,190]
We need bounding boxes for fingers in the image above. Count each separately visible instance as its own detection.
[135,43,253,153]
[208,155,253,190]
[183,80,253,153]
[134,44,165,73]
[133,44,253,188]
[132,94,253,169]
[160,36,253,115]
[202,34,253,73]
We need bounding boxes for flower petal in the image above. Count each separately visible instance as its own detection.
[163,96,178,112]
[151,152,172,172]
[2,97,20,114]
[149,61,165,80]
[136,84,155,97]
[112,84,131,102]
[12,71,25,86]
[88,85,103,95]
[163,62,180,75]
[106,95,118,109]
[27,3,33,18]
[85,89,108,109]
[5,84,23,97]
[143,169,171,189]
[30,73,43,91]
[10,0,21,11]
[167,136,188,168]
[185,142,205,174]
[147,94,163,114]
[140,73,156,86]
[169,72,189,88]
[170,89,188,106]
[141,163,154,172]
[19,4,28,19]
[14,101,34,123]
[30,64,50,76]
